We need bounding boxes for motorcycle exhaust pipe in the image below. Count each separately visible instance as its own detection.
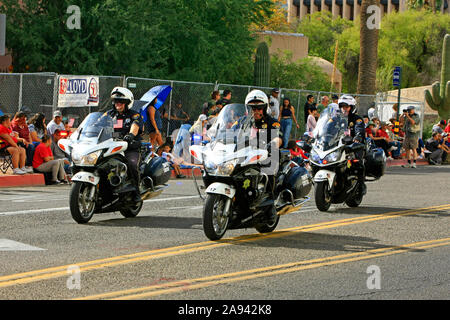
[109,174,122,187]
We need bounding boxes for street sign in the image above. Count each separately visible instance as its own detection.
[393,66,401,87]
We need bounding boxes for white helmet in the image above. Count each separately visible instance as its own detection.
[338,94,357,114]
[245,89,269,107]
[111,86,134,109]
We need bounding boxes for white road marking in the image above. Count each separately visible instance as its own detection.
[0,195,201,217]
[0,239,46,251]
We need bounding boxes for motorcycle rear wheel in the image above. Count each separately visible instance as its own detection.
[70,182,97,224]
[120,200,143,218]
[255,206,280,233]
[203,194,230,241]
[345,186,364,208]
[314,181,332,212]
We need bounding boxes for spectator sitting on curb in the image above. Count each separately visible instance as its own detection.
[445,119,450,133]
[28,112,47,143]
[51,129,72,176]
[432,120,446,134]
[386,121,402,159]
[425,132,450,165]
[33,134,69,185]
[11,111,35,168]
[47,110,65,136]
[157,143,186,179]
[0,115,32,175]
[376,121,398,159]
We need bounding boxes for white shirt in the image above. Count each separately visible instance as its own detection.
[268,95,280,119]
[46,119,65,135]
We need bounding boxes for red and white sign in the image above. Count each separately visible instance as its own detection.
[58,75,99,107]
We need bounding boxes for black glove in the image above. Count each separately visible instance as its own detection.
[123,133,135,144]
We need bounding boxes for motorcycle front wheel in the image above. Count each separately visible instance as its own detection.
[314,181,332,212]
[69,182,97,224]
[203,194,230,241]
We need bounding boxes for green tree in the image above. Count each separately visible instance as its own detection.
[270,51,330,91]
[1,0,275,84]
[296,11,353,64]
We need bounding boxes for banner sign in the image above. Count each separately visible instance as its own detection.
[58,76,99,107]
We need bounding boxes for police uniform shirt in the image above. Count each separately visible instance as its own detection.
[347,113,365,142]
[107,108,143,140]
[253,116,281,146]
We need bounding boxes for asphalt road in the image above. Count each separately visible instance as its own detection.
[0,165,449,302]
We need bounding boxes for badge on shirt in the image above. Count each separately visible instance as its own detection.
[262,124,267,129]
[349,122,354,127]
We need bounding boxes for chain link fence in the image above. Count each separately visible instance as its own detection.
[0,72,385,143]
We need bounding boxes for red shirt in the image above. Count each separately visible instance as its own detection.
[0,124,18,148]
[365,127,374,138]
[376,129,389,139]
[33,142,53,168]
[11,120,30,141]
[445,124,450,133]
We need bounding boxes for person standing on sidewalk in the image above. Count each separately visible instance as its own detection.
[401,106,421,168]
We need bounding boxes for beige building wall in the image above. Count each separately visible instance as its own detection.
[386,85,438,116]
[256,31,309,62]
[288,0,448,21]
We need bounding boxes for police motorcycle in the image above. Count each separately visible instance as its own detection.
[189,103,312,240]
[58,112,171,224]
[309,105,385,211]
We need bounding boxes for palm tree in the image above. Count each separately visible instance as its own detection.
[357,0,380,117]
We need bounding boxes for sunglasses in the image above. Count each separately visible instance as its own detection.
[251,105,265,111]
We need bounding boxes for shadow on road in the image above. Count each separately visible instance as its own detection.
[90,215,202,229]
[222,231,426,254]
[324,205,450,218]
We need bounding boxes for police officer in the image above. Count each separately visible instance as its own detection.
[245,89,282,150]
[244,90,282,223]
[107,87,143,202]
[338,95,367,195]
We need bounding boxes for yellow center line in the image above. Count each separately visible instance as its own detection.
[75,238,450,300]
[1,204,449,289]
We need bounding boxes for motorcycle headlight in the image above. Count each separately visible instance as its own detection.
[72,150,102,166]
[324,151,341,163]
[310,150,321,163]
[205,159,237,176]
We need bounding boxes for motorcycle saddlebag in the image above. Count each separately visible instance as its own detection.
[282,166,312,199]
[365,147,386,179]
[143,157,172,186]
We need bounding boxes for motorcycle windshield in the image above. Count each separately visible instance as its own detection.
[312,105,348,151]
[71,112,114,144]
[210,103,252,144]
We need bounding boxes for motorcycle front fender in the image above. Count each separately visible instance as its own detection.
[205,182,236,199]
[314,169,335,190]
[71,171,100,186]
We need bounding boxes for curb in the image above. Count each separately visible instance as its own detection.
[0,173,46,188]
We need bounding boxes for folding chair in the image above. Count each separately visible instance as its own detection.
[0,148,13,174]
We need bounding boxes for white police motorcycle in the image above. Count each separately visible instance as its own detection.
[58,112,171,223]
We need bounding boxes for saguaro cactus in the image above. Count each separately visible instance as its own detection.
[254,42,270,88]
[425,34,450,119]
